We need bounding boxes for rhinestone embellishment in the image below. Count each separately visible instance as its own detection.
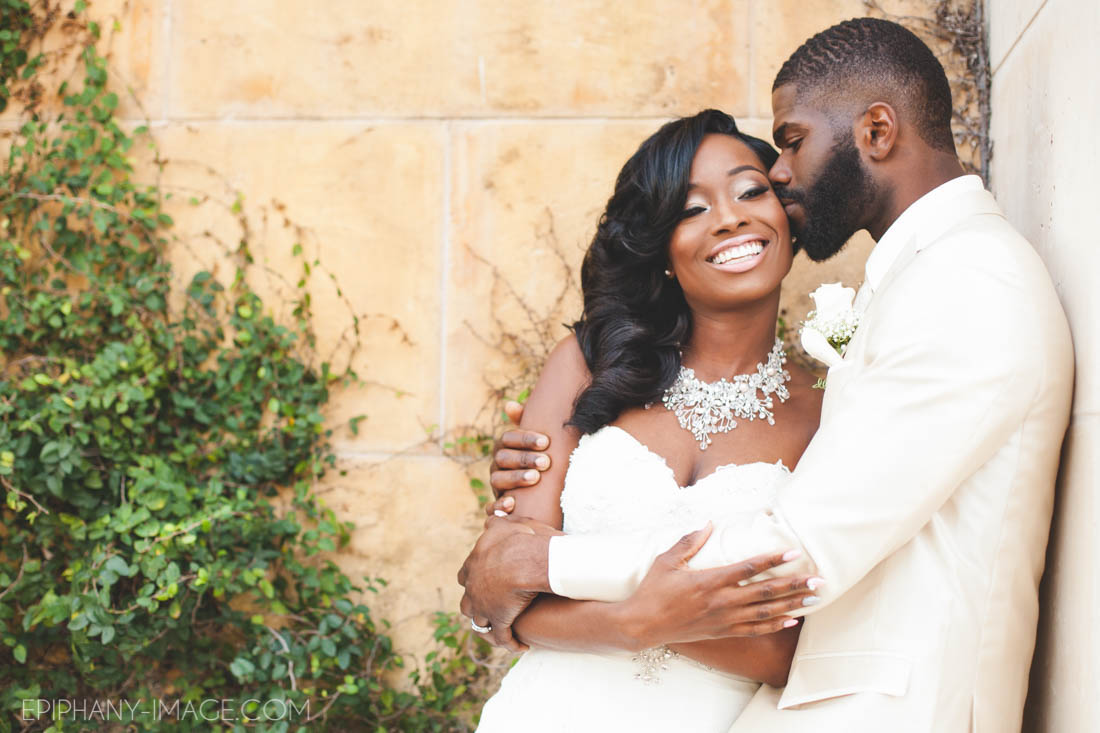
[632,646,679,684]
[662,338,791,450]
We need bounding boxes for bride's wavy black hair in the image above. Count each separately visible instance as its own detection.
[567,109,780,434]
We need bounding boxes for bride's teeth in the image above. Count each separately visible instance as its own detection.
[710,242,764,265]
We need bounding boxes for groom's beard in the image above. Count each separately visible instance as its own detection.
[777,133,877,263]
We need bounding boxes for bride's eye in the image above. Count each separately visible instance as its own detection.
[739,186,769,200]
[681,205,707,219]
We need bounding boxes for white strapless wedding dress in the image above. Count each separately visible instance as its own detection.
[477,425,789,732]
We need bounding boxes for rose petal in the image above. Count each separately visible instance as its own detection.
[809,283,857,320]
[801,326,845,368]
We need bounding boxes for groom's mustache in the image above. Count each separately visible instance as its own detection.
[773,185,805,206]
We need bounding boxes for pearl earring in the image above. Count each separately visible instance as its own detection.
[664,269,674,279]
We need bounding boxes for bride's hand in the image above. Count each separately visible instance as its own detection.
[620,524,821,649]
[489,400,552,496]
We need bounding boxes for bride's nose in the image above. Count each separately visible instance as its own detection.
[710,196,751,235]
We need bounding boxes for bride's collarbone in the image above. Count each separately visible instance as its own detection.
[612,408,787,487]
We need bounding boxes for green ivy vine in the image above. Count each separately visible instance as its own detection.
[0,2,489,731]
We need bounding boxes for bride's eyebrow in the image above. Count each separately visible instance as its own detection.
[687,165,767,190]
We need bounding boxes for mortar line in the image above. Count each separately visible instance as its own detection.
[991,0,1049,77]
[747,0,756,118]
[437,119,453,443]
[332,449,448,463]
[162,0,173,124]
[115,115,683,126]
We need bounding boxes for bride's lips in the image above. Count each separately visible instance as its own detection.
[705,233,770,273]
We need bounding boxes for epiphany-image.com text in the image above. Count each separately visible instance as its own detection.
[22,698,309,723]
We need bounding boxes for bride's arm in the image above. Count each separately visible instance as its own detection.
[512,595,799,687]
[668,632,799,688]
[500,334,589,529]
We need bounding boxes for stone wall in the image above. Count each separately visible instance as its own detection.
[987,1,1100,730]
[54,0,941,659]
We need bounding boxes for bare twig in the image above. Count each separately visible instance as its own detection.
[264,624,298,692]
[0,546,29,602]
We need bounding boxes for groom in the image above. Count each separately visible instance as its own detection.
[458,18,1073,732]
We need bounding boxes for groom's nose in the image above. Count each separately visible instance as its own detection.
[769,157,792,187]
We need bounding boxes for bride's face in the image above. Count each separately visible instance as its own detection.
[666,134,793,312]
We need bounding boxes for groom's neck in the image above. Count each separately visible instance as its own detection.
[868,152,968,241]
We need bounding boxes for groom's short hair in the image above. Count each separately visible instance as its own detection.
[773,17,955,154]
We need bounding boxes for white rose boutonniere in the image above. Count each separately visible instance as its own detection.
[800,282,861,371]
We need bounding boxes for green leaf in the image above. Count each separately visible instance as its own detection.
[230,657,255,680]
[105,556,132,577]
[13,644,26,663]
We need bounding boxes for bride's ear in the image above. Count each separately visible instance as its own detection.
[857,102,899,161]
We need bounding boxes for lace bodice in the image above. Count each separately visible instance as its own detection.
[560,425,788,537]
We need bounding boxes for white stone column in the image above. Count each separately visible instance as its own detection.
[988,1,1100,729]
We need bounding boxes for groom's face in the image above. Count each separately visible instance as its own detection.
[769,84,877,262]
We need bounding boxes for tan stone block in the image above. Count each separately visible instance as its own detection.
[169,0,749,118]
[148,121,447,451]
[96,0,166,120]
[315,456,483,661]
[444,120,664,429]
[0,0,164,122]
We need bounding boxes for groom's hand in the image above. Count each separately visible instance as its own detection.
[458,515,559,651]
[489,400,551,496]
[622,524,821,648]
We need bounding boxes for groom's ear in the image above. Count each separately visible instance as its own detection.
[856,102,899,162]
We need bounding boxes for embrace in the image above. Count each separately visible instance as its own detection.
[457,18,1072,733]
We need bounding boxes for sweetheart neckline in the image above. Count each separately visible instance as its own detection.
[586,425,790,491]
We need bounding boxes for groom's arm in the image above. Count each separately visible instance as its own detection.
[546,247,1054,608]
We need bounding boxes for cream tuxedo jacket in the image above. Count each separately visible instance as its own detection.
[547,176,1074,732]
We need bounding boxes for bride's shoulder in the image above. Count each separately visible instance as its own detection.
[527,335,591,408]
[548,333,587,368]
[541,334,590,384]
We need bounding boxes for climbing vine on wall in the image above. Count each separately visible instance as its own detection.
[0,2,488,730]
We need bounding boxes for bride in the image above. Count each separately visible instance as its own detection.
[473,109,823,732]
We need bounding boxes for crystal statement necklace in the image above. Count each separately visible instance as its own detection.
[662,338,791,450]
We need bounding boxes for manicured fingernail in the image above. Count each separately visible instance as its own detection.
[534,436,549,449]
[535,455,550,469]
[494,509,508,517]
[782,549,802,562]
[802,596,821,607]
[806,577,824,591]
[502,496,515,508]
[783,618,799,628]
[524,470,538,482]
